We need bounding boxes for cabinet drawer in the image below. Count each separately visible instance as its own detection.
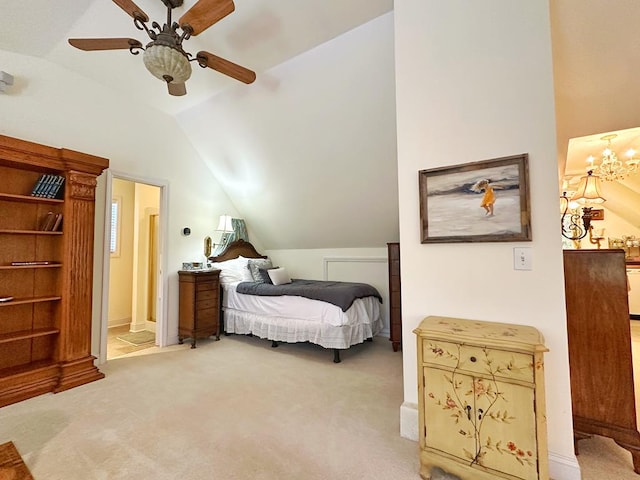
[197,298,217,310]
[196,281,215,292]
[196,289,217,302]
[196,307,218,323]
[422,339,534,383]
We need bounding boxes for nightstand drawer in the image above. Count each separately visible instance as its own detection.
[422,339,534,383]
[197,298,217,310]
[196,281,216,292]
[196,289,217,302]
[196,307,218,322]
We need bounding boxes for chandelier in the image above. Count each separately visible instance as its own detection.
[586,133,640,181]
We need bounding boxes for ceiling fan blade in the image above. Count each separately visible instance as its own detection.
[68,38,143,51]
[168,82,187,96]
[196,51,256,84]
[179,0,235,36]
[112,0,149,22]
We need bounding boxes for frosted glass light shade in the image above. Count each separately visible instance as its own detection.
[143,45,192,83]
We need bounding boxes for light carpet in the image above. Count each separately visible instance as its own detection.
[0,333,636,479]
[0,335,419,479]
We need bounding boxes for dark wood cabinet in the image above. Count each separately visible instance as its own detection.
[387,242,402,352]
[178,269,221,348]
[563,249,640,473]
[0,134,108,407]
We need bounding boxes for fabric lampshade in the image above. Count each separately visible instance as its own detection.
[570,171,606,205]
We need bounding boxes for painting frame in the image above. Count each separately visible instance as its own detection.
[419,153,532,243]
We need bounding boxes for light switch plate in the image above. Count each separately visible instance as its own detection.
[514,247,532,270]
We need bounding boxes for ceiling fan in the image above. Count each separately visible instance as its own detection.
[68,0,256,96]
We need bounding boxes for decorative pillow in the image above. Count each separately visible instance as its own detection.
[257,267,274,284]
[267,267,292,286]
[247,258,273,282]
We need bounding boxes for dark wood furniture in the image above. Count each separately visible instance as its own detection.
[387,242,402,351]
[563,249,640,473]
[0,134,108,407]
[178,269,221,348]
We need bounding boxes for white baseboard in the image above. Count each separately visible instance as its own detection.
[400,401,419,441]
[108,317,131,328]
[399,402,582,479]
[548,451,581,480]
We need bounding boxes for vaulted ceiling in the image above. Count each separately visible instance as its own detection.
[2,0,393,115]
[3,0,640,248]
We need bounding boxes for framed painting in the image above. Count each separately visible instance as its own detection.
[419,153,531,243]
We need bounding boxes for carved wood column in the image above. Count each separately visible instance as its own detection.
[55,170,105,392]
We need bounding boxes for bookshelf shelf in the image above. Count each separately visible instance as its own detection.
[0,296,62,307]
[0,192,63,204]
[0,230,63,235]
[0,328,60,344]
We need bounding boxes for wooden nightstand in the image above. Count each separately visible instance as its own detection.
[178,269,221,348]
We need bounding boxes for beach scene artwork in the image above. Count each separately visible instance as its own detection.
[420,156,530,242]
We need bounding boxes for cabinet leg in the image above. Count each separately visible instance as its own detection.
[614,441,640,474]
[178,337,183,345]
[191,339,196,349]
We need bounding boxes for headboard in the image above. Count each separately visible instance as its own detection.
[208,239,267,262]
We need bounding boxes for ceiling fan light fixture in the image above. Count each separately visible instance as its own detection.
[143,44,192,84]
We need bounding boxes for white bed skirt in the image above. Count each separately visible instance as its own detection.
[223,297,384,350]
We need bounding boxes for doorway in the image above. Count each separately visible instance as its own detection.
[99,172,168,362]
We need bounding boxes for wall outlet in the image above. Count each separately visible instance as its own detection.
[514,247,532,270]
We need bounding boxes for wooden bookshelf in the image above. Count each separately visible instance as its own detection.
[0,134,108,406]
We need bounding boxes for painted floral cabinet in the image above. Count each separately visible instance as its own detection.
[414,316,549,480]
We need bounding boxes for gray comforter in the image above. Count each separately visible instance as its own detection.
[236,279,382,312]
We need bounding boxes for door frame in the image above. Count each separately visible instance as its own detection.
[98,169,170,363]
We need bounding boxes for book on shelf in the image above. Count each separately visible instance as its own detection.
[30,174,65,198]
[39,211,54,230]
[10,261,53,266]
[39,212,62,231]
[51,213,63,232]
[44,175,65,199]
[30,174,50,197]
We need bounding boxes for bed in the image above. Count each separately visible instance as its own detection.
[209,239,384,362]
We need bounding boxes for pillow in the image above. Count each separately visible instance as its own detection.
[267,267,292,286]
[247,258,273,282]
[211,256,253,283]
[257,267,274,284]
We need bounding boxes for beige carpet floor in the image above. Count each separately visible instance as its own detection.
[0,332,638,479]
[0,335,419,479]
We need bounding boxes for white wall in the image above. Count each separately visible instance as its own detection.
[176,12,398,251]
[0,49,241,350]
[394,1,578,479]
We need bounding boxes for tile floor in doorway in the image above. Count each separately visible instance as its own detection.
[107,324,156,360]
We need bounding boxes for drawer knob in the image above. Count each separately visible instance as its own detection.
[470,356,477,362]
